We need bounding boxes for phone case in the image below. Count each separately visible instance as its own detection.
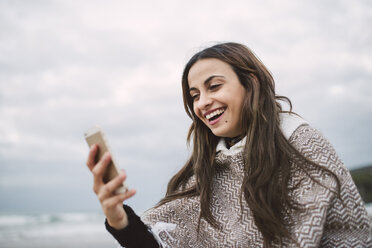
[85,126,128,194]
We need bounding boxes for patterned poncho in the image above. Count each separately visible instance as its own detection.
[140,114,372,247]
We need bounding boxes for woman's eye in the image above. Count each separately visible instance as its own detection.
[191,94,199,101]
[210,84,221,90]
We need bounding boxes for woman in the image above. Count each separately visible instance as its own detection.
[86,42,371,247]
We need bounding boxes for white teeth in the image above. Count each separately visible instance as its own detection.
[206,108,225,120]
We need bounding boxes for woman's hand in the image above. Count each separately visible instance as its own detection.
[86,144,136,230]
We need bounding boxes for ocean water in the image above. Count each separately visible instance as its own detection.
[0,212,119,248]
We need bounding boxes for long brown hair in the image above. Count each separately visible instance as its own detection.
[158,42,339,246]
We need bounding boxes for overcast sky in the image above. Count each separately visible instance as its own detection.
[1,0,371,214]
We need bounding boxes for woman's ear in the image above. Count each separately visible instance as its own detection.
[249,73,259,84]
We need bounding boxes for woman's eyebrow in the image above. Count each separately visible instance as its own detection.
[189,75,225,92]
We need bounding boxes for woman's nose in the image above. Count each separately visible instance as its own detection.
[197,93,212,110]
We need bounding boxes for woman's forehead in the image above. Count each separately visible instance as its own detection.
[188,58,233,87]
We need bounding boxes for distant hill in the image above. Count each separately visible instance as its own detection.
[350,164,372,204]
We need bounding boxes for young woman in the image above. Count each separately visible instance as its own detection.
[86,42,371,247]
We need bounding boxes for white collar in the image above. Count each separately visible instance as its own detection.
[216,113,308,156]
[216,136,247,156]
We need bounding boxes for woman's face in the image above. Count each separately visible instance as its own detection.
[188,58,246,138]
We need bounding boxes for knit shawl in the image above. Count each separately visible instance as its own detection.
[140,114,372,247]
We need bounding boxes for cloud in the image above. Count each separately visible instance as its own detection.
[0,0,371,213]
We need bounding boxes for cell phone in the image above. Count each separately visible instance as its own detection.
[84,126,128,194]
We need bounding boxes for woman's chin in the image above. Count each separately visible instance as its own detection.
[211,129,230,138]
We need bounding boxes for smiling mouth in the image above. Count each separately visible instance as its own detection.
[205,108,225,121]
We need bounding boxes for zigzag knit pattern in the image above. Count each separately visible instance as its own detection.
[141,125,372,247]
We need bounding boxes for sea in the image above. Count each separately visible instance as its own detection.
[0,212,119,248]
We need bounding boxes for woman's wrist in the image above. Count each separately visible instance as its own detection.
[107,215,128,230]
[105,205,159,247]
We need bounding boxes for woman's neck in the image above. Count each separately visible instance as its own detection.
[225,135,244,149]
